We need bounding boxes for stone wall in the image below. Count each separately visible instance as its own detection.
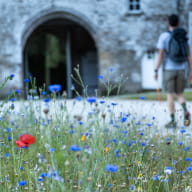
[0,0,190,96]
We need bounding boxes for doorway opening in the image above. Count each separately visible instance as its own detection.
[23,18,98,97]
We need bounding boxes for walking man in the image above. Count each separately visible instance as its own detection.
[155,14,192,128]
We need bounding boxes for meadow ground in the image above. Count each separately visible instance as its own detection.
[1,97,192,192]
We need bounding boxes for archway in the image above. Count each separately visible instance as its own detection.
[23,12,98,98]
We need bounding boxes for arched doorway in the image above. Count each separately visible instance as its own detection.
[23,15,98,98]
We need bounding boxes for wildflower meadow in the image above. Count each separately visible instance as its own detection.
[0,74,192,192]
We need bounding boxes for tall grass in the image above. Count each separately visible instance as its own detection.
[0,74,192,192]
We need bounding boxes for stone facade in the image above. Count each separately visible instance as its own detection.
[0,0,191,97]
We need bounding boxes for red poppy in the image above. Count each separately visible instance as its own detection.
[19,134,35,145]
[15,134,36,148]
[15,140,29,148]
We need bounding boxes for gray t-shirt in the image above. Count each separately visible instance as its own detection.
[156,31,188,70]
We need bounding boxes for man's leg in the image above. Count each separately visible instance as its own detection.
[164,71,177,128]
[176,93,191,126]
[176,93,186,110]
[167,93,175,122]
[175,70,190,126]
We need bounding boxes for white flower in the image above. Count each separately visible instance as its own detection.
[164,167,173,174]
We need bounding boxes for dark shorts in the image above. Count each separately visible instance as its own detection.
[164,70,186,94]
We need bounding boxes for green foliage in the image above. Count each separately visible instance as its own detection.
[115,90,192,101]
[0,74,192,191]
[0,95,192,192]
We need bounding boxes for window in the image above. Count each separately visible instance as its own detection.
[129,0,141,11]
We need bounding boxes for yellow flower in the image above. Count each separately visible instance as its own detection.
[81,135,86,142]
[137,186,142,191]
[79,171,84,175]
[155,134,160,138]
[137,161,142,165]
[138,173,143,178]
[104,147,110,153]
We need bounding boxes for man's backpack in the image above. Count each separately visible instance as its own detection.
[168,28,188,63]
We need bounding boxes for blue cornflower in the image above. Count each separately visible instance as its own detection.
[24,78,30,83]
[105,164,118,172]
[120,140,126,144]
[113,124,119,128]
[140,96,146,100]
[111,102,117,106]
[7,136,12,141]
[135,121,141,125]
[86,97,97,103]
[185,158,192,161]
[6,128,11,133]
[120,117,127,123]
[121,130,128,134]
[178,170,186,174]
[40,173,48,178]
[9,74,15,80]
[112,139,118,143]
[38,177,44,182]
[5,153,10,157]
[18,180,27,186]
[115,153,121,157]
[70,145,81,151]
[49,148,55,152]
[129,184,136,191]
[108,67,114,72]
[44,98,51,103]
[186,167,192,171]
[9,98,16,102]
[164,166,173,174]
[22,146,29,149]
[180,129,186,134]
[140,142,146,146]
[48,84,62,93]
[115,150,121,157]
[178,142,183,145]
[98,75,104,79]
[41,91,47,95]
[152,175,160,181]
[161,178,170,182]
[75,96,82,101]
[99,100,105,104]
[184,147,190,152]
[139,132,144,136]
[68,130,75,134]
[127,140,136,147]
[55,176,64,182]
[172,160,177,165]
[15,89,22,94]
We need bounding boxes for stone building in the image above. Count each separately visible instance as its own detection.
[0,0,192,97]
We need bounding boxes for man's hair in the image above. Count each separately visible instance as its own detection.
[168,14,179,27]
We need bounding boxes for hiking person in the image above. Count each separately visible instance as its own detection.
[154,14,192,128]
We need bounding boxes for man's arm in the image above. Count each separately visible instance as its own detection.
[154,49,164,80]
